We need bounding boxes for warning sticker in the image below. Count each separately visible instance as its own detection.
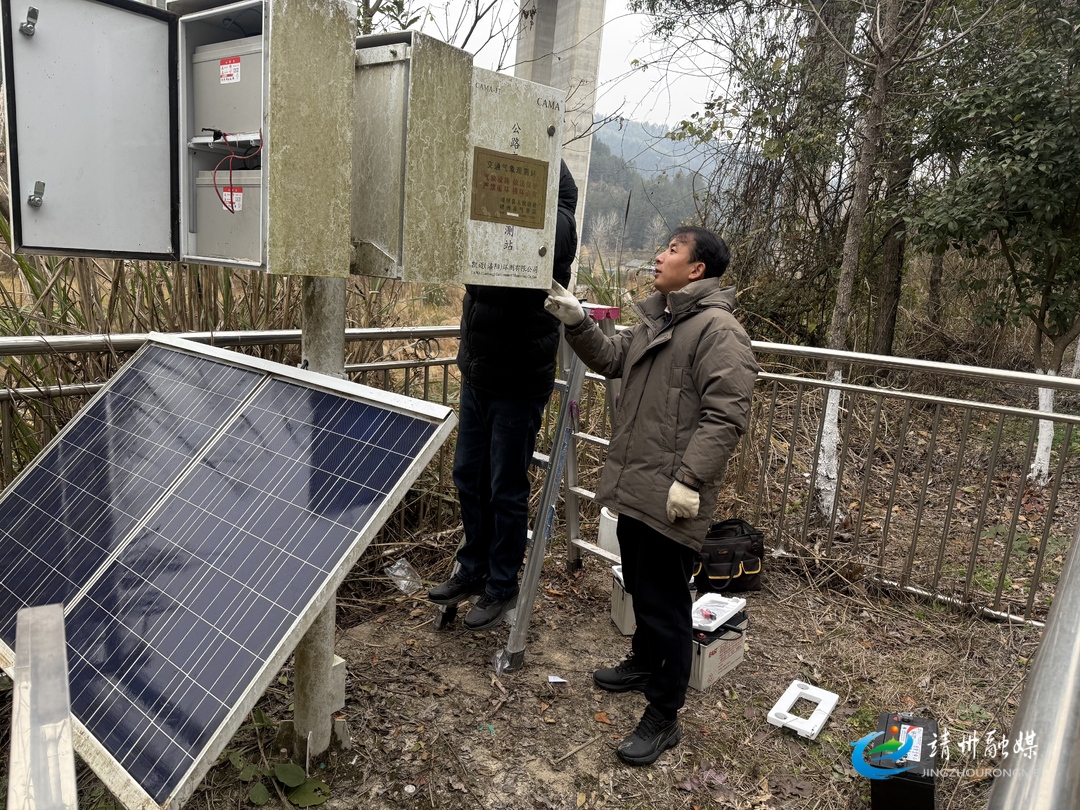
[899,724,923,764]
[220,56,241,84]
[222,187,243,212]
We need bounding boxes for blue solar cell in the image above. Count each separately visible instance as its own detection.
[0,341,447,809]
[0,346,261,646]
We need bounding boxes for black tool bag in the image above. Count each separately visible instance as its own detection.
[693,518,764,593]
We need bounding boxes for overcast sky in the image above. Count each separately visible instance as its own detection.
[592,0,716,127]
[450,0,720,128]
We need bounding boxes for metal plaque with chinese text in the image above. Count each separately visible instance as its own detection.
[470,147,549,230]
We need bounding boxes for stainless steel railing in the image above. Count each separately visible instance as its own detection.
[743,346,1079,624]
[2,329,1078,623]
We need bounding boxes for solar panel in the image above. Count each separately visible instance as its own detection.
[0,334,456,810]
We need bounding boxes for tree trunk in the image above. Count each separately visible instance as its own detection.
[1029,327,1080,487]
[927,250,944,327]
[816,0,898,520]
[871,148,914,356]
[1030,370,1054,488]
[826,53,893,357]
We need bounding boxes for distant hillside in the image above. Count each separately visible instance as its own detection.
[592,118,713,177]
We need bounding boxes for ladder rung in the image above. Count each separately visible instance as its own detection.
[570,538,621,564]
[572,432,608,448]
[531,450,550,469]
[568,486,595,501]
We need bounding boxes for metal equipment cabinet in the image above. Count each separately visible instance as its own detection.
[353,31,566,288]
[0,0,353,276]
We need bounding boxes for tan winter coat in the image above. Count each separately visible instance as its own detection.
[564,279,759,551]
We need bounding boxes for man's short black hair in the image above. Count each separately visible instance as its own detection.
[670,226,729,279]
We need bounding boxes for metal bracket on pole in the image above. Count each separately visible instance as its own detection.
[494,347,587,673]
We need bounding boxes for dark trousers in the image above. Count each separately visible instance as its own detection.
[618,514,698,719]
[452,381,546,600]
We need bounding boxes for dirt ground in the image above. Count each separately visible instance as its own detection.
[270,547,1038,810]
[0,541,1043,810]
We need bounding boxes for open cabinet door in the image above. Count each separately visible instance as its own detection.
[1,0,178,260]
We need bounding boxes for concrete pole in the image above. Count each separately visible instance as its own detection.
[515,0,608,283]
[293,275,347,758]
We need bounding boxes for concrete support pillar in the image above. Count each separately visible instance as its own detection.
[293,275,347,758]
[292,597,337,758]
[515,0,607,279]
[514,0,558,85]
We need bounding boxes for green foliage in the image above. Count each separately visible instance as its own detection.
[913,9,1080,368]
[274,763,307,787]
[356,0,420,35]
[288,778,332,807]
[224,755,331,807]
[575,250,650,309]
[247,782,271,806]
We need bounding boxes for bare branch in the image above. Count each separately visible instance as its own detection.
[907,0,1002,64]
[803,0,875,68]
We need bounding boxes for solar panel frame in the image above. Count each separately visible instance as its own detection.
[0,333,456,810]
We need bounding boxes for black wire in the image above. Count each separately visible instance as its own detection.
[241,143,261,171]
[222,18,249,37]
[222,7,262,36]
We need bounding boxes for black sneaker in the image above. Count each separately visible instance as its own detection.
[463,593,515,630]
[593,655,650,692]
[616,705,682,766]
[427,574,487,606]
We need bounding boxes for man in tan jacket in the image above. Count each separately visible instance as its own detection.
[545,226,758,765]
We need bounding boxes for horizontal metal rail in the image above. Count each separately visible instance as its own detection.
[0,326,459,357]
[752,340,1080,393]
[4,328,1078,391]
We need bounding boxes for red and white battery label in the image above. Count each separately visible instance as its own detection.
[222,187,243,212]
[899,724,923,763]
[220,56,241,84]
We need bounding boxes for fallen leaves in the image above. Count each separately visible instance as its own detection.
[678,768,728,792]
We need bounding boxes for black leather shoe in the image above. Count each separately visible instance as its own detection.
[593,655,650,692]
[463,593,515,630]
[427,574,487,606]
[616,705,682,766]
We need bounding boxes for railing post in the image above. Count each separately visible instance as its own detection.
[2,399,14,486]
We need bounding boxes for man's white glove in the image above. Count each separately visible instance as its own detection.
[544,281,586,327]
[666,480,700,523]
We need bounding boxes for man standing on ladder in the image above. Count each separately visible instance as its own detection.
[427,161,579,630]
[544,226,758,765]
